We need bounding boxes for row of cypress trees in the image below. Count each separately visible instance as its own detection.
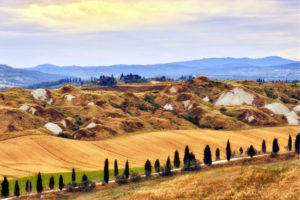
[1,133,300,197]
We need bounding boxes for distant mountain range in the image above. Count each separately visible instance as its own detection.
[0,65,65,88]
[0,56,299,88]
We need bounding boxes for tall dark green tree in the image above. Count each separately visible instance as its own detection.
[272,138,280,154]
[154,159,160,173]
[59,175,64,190]
[26,180,32,193]
[165,156,172,175]
[144,160,152,177]
[174,150,180,168]
[1,176,9,197]
[104,159,109,183]
[239,147,243,155]
[204,145,212,165]
[14,181,20,197]
[124,160,129,179]
[114,159,119,177]
[262,140,266,153]
[247,145,256,158]
[183,145,190,165]
[36,172,43,193]
[288,135,292,151]
[72,168,76,183]
[49,176,55,190]
[215,148,220,160]
[295,133,300,153]
[226,139,231,161]
[82,174,88,183]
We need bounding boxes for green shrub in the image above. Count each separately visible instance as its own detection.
[130,172,141,182]
[115,175,128,185]
[58,132,73,139]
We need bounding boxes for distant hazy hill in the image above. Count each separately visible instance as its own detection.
[0,64,66,88]
[30,56,300,80]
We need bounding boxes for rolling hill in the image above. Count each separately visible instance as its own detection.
[0,126,299,178]
[0,76,299,141]
[0,64,66,88]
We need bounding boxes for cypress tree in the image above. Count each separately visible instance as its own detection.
[82,174,88,183]
[14,180,20,197]
[272,138,280,154]
[124,160,129,179]
[26,180,32,193]
[226,139,231,161]
[295,133,300,153]
[72,168,76,183]
[288,135,292,151]
[49,176,55,190]
[262,140,266,153]
[247,145,256,158]
[165,156,172,175]
[104,159,109,183]
[144,160,152,177]
[59,175,64,190]
[190,152,196,162]
[239,147,243,155]
[215,148,220,160]
[183,145,190,165]
[154,159,160,173]
[1,176,9,197]
[114,159,119,177]
[204,145,212,165]
[174,150,180,168]
[36,172,43,193]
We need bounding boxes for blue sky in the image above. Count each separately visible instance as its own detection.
[0,0,299,68]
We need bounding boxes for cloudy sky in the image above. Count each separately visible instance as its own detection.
[0,0,299,68]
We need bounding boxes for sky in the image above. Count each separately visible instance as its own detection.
[0,0,299,68]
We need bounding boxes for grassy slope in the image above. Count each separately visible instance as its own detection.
[58,155,300,200]
[0,127,299,179]
[6,167,144,196]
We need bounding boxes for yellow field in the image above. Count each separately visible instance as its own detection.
[0,126,299,178]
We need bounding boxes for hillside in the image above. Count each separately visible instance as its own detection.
[0,64,66,88]
[0,77,299,141]
[0,126,299,178]
[60,156,300,200]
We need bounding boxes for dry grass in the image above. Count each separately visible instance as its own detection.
[0,126,299,178]
[51,154,300,200]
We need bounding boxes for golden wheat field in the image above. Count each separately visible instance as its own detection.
[0,126,299,178]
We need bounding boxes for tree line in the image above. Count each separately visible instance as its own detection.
[1,133,299,197]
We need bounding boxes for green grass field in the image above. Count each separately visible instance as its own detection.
[3,167,144,196]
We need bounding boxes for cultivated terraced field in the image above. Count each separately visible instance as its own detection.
[0,126,299,178]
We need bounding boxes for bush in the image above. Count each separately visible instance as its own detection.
[182,160,201,171]
[115,175,129,185]
[58,132,73,139]
[130,172,141,182]
[66,181,95,193]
